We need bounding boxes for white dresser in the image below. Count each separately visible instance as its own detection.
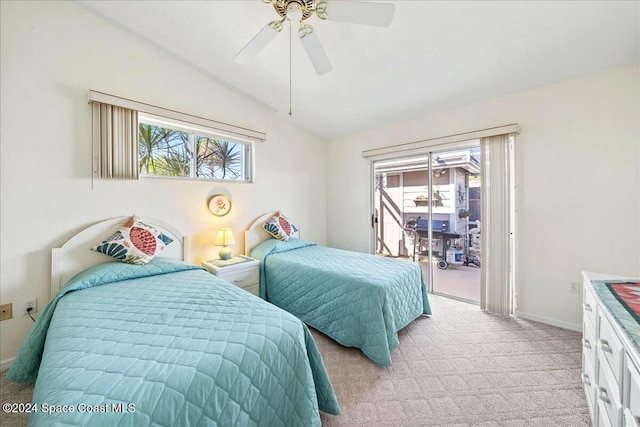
[582,272,640,427]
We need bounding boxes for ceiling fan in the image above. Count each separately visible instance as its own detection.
[234,0,396,75]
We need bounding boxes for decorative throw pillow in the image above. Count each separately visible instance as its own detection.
[91,216,174,265]
[263,213,298,241]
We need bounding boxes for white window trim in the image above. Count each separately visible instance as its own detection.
[138,114,254,183]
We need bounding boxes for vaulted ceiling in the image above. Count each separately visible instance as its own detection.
[81,1,639,139]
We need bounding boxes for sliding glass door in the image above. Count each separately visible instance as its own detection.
[428,145,481,303]
[372,142,482,303]
[373,154,430,259]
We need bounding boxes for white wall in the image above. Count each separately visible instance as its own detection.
[327,64,640,330]
[0,1,327,362]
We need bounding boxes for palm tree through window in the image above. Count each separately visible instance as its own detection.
[138,116,250,182]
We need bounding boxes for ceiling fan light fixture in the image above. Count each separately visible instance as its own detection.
[268,19,285,32]
[287,2,304,22]
[298,23,313,39]
[236,1,396,73]
[315,2,328,20]
[274,0,315,21]
[235,0,395,114]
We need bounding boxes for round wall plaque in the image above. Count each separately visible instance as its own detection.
[207,194,231,217]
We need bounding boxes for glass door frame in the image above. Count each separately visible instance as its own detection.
[369,139,481,296]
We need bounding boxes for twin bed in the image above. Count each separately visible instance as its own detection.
[8,217,339,426]
[9,213,430,426]
[245,212,431,367]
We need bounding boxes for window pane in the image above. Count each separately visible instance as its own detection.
[387,174,400,188]
[139,123,191,177]
[138,116,252,182]
[196,137,244,180]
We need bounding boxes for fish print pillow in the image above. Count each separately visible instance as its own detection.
[91,216,174,265]
[263,213,299,241]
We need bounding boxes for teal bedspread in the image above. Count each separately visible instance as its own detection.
[251,239,431,366]
[8,258,339,426]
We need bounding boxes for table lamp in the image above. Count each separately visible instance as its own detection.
[215,228,235,260]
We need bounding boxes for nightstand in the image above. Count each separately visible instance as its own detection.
[202,256,260,296]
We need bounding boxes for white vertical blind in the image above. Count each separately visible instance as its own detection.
[92,103,139,179]
[480,133,515,315]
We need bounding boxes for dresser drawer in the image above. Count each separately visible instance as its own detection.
[583,350,597,421]
[220,268,259,289]
[626,355,640,426]
[582,272,640,427]
[599,399,613,427]
[584,317,597,366]
[599,310,625,384]
[584,282,598,330]
[598,351,622,427]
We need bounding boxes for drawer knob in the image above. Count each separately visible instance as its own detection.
[582,374,591,386]
[598,386,611,404]
[583,339,591,349]
[600,339,613,353]
[584,303,592,312]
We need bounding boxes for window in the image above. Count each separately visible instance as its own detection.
[138,114,252,182]
[386,174,400,188]
[90,91,265,181]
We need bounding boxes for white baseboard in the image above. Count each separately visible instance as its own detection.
[514,310,582,332]
[0,357,14,371]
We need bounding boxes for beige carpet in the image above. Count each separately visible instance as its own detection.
[1,295,590,426]
[0,370,33,427]
[317,295,590,426]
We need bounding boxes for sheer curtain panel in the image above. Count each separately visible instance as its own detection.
[480,133,515,315]
[92,103,139,179]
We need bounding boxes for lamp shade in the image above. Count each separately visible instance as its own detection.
[215,229,235,246]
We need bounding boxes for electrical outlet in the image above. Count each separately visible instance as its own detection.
[23,298,37,315]
[569,282,579,293]
[0,303,12,321]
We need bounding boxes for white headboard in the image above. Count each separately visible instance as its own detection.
[51,216,188,298]
[244,211,299,256]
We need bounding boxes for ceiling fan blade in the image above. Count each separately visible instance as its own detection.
[299,25,332,75]
[320,2,395,27]
[233,22,282,65]
[335,22,353,40]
